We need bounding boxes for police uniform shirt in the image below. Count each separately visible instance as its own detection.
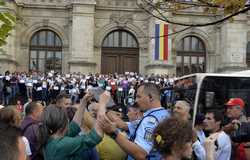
[126,119,141,138]
[127,107,170,160]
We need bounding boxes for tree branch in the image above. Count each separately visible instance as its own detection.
[138,1,250,27]
[196,0,220,8]
[138,26,193,39]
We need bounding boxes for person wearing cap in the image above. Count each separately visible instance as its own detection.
[107,103,143,139]
[224,98,248,160]
[225,98,247,122]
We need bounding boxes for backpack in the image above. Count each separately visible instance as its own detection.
[22,122,44,160]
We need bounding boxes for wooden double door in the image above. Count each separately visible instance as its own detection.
[101,48,139,74]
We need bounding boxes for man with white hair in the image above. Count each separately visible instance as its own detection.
[173,100,206,160]
[173,100,191,121]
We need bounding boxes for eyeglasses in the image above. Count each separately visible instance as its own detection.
[227,105,242,110]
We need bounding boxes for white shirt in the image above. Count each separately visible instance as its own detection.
[193,140,206,160]
[193,130,206,160]
[0,105,4,109]
[215,131,231,160]
[193,130,231,160]
[129,88,135,96]
[197,130,206,145]
[22,136,32,156]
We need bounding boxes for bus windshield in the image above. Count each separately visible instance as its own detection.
[197,76,250,116]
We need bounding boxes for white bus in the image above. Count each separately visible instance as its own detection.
[171,73,250,126]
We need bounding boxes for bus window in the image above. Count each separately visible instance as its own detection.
[173,76,197,118]
[198,76,250,116]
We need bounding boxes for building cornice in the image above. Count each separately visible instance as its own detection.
[16,0,69,8]
[96,6,142,12]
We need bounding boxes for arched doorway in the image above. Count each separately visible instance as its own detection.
[101,30,139,74]
[29,30,62,73]
[176,36,206,77]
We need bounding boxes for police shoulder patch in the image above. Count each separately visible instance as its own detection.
[146,116,157,125]
[144,127,153,142]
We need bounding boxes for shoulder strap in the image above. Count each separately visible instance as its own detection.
[130,108,165,141]
[22,122,35,134]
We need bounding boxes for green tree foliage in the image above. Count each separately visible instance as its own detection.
[0,0,16,46]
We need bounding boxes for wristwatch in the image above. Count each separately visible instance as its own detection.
[110,128,120,140]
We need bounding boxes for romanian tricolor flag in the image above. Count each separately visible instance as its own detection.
[154,23,169,61]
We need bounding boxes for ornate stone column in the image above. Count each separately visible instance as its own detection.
[69,0,96,73]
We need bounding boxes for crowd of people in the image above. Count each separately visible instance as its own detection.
[0,70,175,108]
[1,70,250,160]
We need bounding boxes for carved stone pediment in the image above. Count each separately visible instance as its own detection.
[110,14,133,28]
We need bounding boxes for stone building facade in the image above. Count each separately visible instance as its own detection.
[0,0,249,76]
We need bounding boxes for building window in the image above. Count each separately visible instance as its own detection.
[247,42,250,67]
[102,30,138,48]
[29,30,62,73]
[176,36,206,77]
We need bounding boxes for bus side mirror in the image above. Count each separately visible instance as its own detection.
[205,92,215,108]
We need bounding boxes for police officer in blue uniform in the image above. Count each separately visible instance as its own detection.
[105,83,171,160]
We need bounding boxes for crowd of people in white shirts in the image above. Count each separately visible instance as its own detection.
[0,70,176,108]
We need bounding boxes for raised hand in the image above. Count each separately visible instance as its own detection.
[82,92,94,103]
[204,133,219,160]
[98,114,117,134]
[99,91,111,106]
[192,129,198,143]
[107,111,125,129]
